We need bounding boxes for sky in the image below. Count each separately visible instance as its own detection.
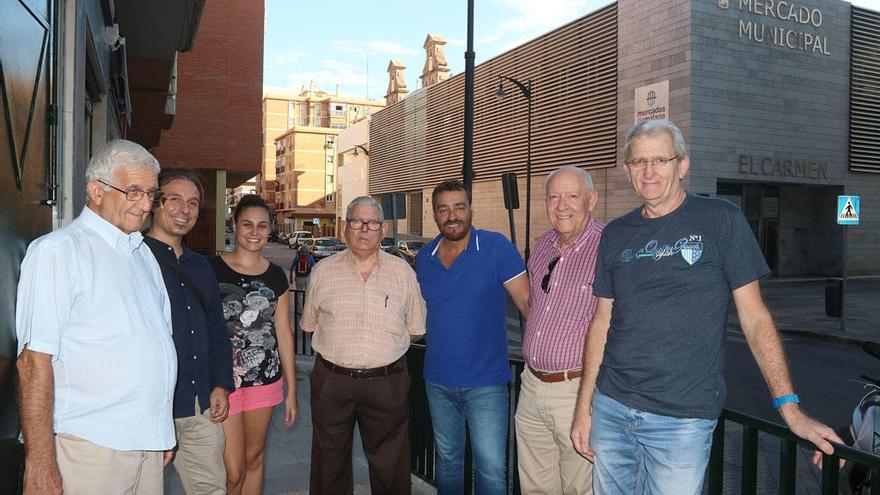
[263,0,880,100]
[263,0,615,99]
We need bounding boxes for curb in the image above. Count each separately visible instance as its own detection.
[730,324,872,346]
[778,328,869,346]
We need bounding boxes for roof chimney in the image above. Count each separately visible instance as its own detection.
[420,34,450,89]
[385,60,409,106]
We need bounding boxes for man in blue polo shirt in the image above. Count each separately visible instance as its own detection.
[145,169,234,495]
[415,179,530,495]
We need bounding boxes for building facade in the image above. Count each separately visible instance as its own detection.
[263,87,384,234]
[336,117,371,237]
[369,0,880,276]
[151,0,264,254]
[0,0,207,489]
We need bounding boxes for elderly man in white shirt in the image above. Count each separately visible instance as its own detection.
[15,140,177,495]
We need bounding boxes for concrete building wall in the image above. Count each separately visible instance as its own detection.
[292,131,333,208]
[688,0,880,274]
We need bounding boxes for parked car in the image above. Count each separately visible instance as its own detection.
[380,237,395,251]
[397,240,425,258]
[385,246,416,267]
[305,237,345,261]
[287,230,314,249]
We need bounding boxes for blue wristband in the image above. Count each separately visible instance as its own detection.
[772,394,800,411]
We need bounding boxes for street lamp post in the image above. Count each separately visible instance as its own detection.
[496,75,533,261]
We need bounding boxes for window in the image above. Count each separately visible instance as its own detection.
[299,102,308,126]
[330,123,346,129]
[331,103,346,116]
[326,135,335,145]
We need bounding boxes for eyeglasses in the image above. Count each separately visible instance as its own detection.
[98,179,159,202]
[625,155,679,169]
[160,194,201,211]
[540,256,561,293]
[346,219,383,231]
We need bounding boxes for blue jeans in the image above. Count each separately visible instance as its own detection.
[590,391,717,495]
[425,381,508,495]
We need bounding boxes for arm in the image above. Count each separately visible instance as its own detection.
[733,281,842,460]
[17,349,62,495]
[207,275,233,423]
[405,268,427,341]
[571,296,613,462]
[503,272,530,319]
[275,289,297,428]
[299,269,320,333]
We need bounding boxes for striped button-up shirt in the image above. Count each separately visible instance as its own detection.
[300,249,426,369]
[523,219,604,372]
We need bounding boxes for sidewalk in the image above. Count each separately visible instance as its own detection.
[164,354,437,495]
[165,271,879,494]
[744,276,880,345]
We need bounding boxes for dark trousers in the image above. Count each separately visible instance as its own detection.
[309,356,412,495]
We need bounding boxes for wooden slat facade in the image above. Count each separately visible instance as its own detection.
[850,6,880,174]
[370,3,618,194]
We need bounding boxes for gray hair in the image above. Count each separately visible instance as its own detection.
[623,119,687,163]
[545,165,594,196]
[346,196,384,222]
[86,139,160,190]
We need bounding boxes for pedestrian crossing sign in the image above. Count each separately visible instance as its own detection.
[837,195,860,225]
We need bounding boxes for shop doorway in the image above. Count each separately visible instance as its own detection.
[717,182,779,274]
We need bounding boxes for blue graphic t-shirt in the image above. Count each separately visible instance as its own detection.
[593,195,769,419]
[209,257,289,389]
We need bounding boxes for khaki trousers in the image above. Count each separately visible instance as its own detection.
[55,433,163,495]
[173,407,227,495]
[515,369,594,495]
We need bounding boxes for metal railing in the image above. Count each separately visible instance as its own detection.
[290,289,314,356]
[707,409,880,494]
[406,344,524,494]
[288,290,880,493]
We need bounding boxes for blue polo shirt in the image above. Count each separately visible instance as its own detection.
[416,228,526,387]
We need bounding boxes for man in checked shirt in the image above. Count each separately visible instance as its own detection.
[515,166,603,495]
[301,196,426,495]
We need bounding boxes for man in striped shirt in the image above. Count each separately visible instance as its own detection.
[516,166,603,495]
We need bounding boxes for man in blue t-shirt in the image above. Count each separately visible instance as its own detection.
[415,180,529,495]
[569,119,843,494]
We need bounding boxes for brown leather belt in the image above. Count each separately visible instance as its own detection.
[528,366,583,383]
[318,354,405,379]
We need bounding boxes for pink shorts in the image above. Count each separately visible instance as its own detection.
[228,380,283,417]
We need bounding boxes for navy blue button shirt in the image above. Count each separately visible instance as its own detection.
[145,236,234,418]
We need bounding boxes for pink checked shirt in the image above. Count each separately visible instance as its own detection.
[523,219,604,372]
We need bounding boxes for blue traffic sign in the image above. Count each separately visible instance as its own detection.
[837,195,860,225]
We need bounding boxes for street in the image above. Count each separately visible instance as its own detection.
[252,241,880,494]
[726,328,877,429]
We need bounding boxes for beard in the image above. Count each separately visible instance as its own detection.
[440,219,471,242]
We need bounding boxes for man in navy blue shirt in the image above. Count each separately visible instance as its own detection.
[415,180,529,495]
[145,169,234,495]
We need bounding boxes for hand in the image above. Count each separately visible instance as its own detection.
[284,393,298,428]
[780,404,844,468]
[570,409,596,463]
[209,387,229,423]
[22,459,62,495]
[163,450,174,466]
